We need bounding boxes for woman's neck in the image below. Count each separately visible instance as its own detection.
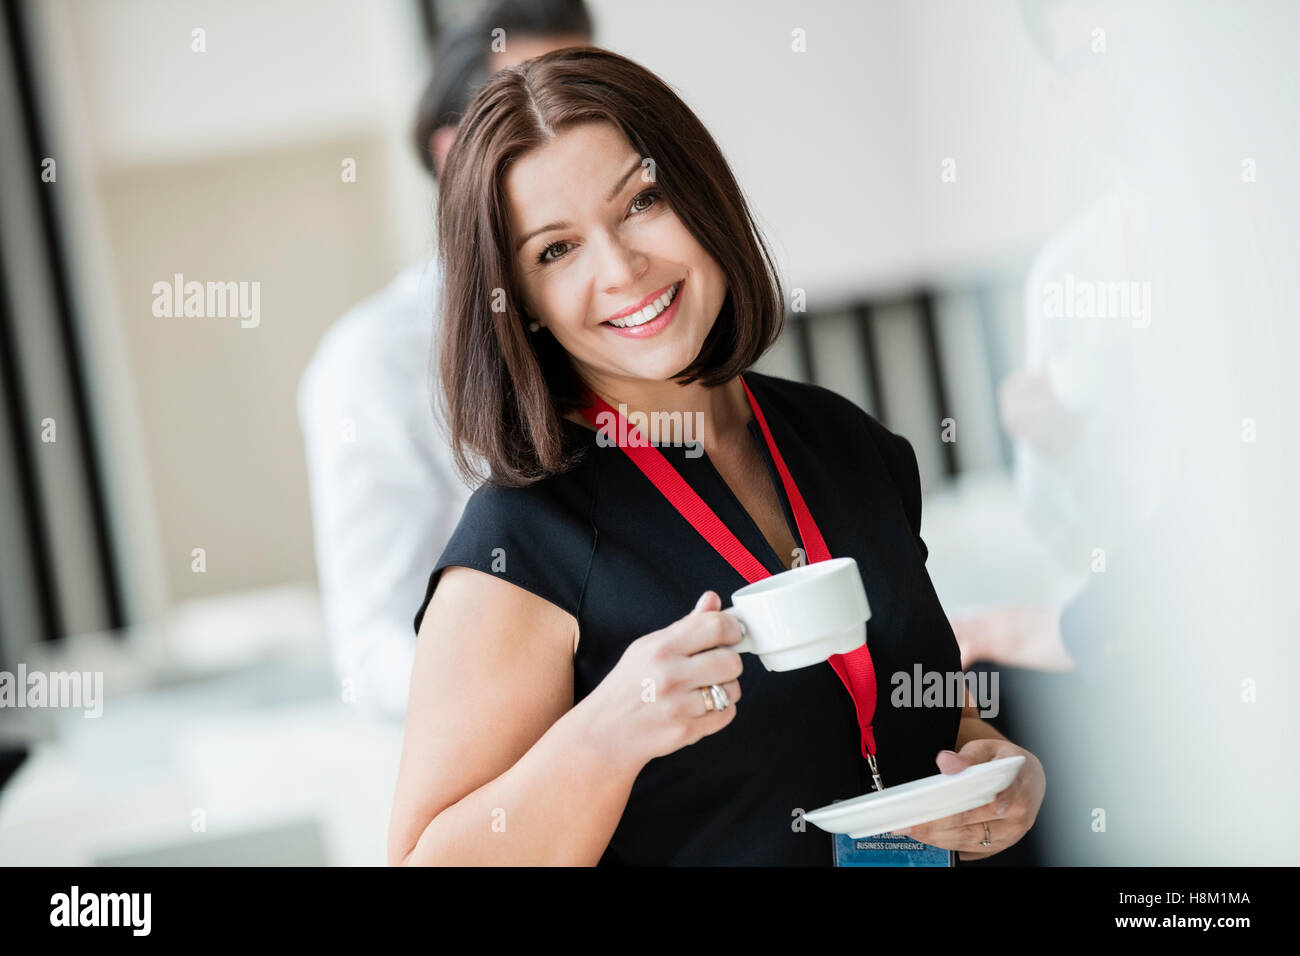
[566,375,751,449]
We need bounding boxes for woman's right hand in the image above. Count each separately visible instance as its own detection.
[583,589,745,772]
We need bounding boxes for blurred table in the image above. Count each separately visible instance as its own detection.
[0,654,403,866]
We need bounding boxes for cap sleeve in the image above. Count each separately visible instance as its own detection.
[856,412,929,564]
[412,478,594,634]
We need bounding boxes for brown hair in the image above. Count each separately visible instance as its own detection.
[435,45,785,488]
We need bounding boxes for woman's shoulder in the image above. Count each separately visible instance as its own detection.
[745,369,926,552]
[462,453,596,524]
[413,455,597,634]
[745,367,862,422]
[744,369,910,460]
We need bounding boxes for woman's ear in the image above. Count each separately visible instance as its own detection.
[430,125,457,176]
[520,298,545,332]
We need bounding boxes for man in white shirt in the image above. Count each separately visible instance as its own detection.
[299,258,467,722]
[298,1,594,721]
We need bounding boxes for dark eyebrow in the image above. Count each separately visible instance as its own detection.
[514,157,645,254]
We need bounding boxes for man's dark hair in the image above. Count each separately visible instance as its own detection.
[412,0,595,178]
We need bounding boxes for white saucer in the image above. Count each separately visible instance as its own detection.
[805,755,1026,838]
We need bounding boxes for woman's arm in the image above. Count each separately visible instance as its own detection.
[387,565,644,866]
[896,687,1046,860]
[955,688,1007,748]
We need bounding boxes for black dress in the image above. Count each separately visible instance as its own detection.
[412,370,962,865]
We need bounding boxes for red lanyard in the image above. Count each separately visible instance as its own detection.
[579,372,883,787]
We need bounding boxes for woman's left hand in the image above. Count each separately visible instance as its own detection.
[891,738,1046,861]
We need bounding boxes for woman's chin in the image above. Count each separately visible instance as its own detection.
[626,346,707,383]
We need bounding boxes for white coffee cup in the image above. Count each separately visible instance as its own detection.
[721,557,871,671]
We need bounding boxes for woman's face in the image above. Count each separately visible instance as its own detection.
[504,121,728,391]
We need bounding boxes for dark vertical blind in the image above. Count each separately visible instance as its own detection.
[0,0,124,665]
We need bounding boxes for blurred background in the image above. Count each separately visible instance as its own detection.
[1,0,1296,865]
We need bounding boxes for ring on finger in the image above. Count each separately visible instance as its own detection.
[699,683,730,713]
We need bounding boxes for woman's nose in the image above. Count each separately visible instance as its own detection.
[594,232,648,290]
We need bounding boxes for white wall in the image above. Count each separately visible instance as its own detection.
[41,0,1123,608]
[38,0,434,607]
[590,0,1113,301]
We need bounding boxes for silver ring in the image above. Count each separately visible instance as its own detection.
[700,683,730,712]
[980,822,992,847]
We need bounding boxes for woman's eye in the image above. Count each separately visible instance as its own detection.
[535,191,662,266]
[630,189,662,214]
[537,241,570,265]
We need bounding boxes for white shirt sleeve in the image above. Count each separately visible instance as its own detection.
[297,265,471,722]
[1014,190,1171,575]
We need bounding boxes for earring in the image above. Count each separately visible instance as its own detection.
[528,320,540,333]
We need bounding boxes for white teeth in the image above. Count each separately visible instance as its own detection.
[608,282,679,328]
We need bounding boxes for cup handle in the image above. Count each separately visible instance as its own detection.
[721,606,755,654]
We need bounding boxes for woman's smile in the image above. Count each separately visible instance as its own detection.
[601,278,684,339]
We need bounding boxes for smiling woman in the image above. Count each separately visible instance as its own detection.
[431,45,785,488]
[388,46,1044,867]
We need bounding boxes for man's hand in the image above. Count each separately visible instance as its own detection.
[951,605,1075,672]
